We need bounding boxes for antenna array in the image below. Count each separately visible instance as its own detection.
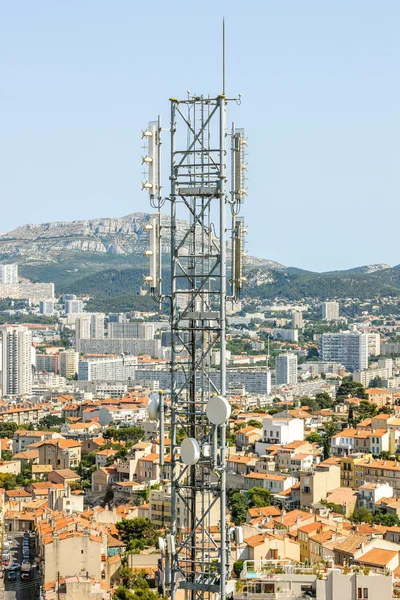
[141,51,248,600]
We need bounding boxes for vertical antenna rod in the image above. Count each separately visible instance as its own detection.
[222,18,226,95]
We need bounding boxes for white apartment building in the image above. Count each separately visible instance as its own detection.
[291,311,303,329]
[39,299,55,316]
[255,416,304,455]
[273,329,299,342]
[78,338,161,357]
[78,355,138,382]
[65,299,84,314]
[322,301,339,321]
[108,322,155,340]
[319,332,368,371]
[58,349,79,379]
[0,325,32,396]
[275,353,298,385]
[367,333,381,357]
[90,314,105,339]
[353,359,393,387]
[0,264,18,284]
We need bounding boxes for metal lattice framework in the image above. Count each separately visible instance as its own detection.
[142,84,246,600]
[169,94,229,600]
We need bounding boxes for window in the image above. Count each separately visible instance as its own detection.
[358,588,362,599]
[363,589,368,599]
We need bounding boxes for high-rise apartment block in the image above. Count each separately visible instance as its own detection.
[0,325,32,396]
[319,332,368,371]
[75,314,105,352]
[0,264,18,284]
[291,310,303,329]
[58,349,79,379]
[90,314,105,339]
[108,322,154,340]
[65,299,84,314]
[275,353,298,385]
[78,355,137,382]
[39,299,55,316]
[322,301,339,321]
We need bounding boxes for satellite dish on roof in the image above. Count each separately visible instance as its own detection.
[181,437,200,466]
[206,395,231,425]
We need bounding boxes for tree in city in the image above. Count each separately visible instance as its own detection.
[0,423,18,438]
[351,507,373,524]
[246,487,271,508]
[323,422,337,460]
[228,490,247,525]
[336,380,366,402]
[39,415,65,429]
[369,376,384,389]
[103,426,145,444]
[246,419,263,429]
[116,518,160,551]
[305,432,322,444]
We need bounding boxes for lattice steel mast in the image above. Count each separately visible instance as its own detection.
[142,26,247,600]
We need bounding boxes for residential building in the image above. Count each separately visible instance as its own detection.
[244,472,297,495]
[299,462,341,506]
[0,325,33,396]
[39,299,55,315]
[36,353,58,373]
[257,417,304,453]
[319,332,368,371]
[75,316,91,351]
[65,299,84,314]
[149,484,220,529]
[58,349,79,379]
[354,458,400,493]
[357,482,393,512]
[322,301,339,321]
[340,454,371,488]
[78,355,137,382]
[37,439,81,469]
[90,314,105,339]
[108,322,154,340]
[291,311,303,329]
[275,353,298,385]
[0,264,18,284]
[235,426,263,449]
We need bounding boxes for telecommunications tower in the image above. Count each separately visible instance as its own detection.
[142,25,248,600]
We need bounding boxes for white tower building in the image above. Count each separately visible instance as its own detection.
[0,325,32,396]
[275,352,298,385]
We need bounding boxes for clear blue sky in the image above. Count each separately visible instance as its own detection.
[1,1,399,272]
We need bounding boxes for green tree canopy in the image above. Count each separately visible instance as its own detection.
[116,518,160,551]
[352,506,373,524]
[336,380,366,401]
[305,432,322,444]
[228,490,247,525]
[246,487,271,508]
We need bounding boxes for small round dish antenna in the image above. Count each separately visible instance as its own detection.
[206,395,231,425]
[181,437,200,466]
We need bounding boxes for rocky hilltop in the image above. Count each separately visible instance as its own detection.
[0,213,283,270]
